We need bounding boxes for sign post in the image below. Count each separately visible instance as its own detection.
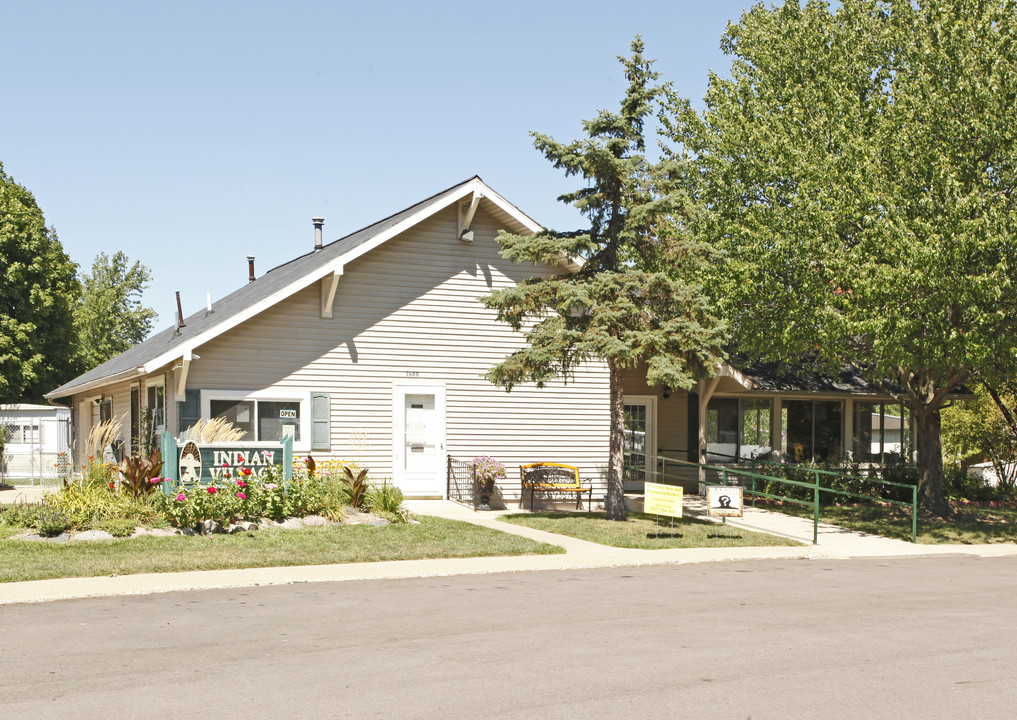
[707,485,744,522]
[644,482,683,533]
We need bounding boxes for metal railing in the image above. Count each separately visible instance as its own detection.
[625,450,919,544]
[447,456,479,509]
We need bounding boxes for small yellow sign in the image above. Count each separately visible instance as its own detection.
[644,482,684,518]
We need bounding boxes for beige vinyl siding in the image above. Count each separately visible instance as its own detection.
[621,368,690,458]
[185,202,610,498]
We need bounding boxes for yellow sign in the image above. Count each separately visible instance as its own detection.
[644,482,684,518]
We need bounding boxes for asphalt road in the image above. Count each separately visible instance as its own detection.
[3,556,1016,719]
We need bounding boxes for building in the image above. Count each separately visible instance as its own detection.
[47,176,925,502]
[0,404,72,486]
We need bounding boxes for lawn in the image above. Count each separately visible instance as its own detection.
[761,502,1017,544]
[499,511,802,549]
[0,516,564,584]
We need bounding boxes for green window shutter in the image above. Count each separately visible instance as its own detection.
[177,389,201,437]
[311,393,331,451]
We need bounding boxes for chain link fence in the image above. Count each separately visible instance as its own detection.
[0,418,72,487]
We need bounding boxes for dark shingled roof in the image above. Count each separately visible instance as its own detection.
[47,177,480,398]
[734,361,888,394]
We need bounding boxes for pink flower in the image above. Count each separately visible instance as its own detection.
[236,492,247,499]
[222,462,228,467]
[236,480,247,488]
[176,493,186,502]
[266,483,278,490]
[149,477,162,484]
[206,486,217,495]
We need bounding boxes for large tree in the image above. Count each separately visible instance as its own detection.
[76,251,157,371]
[485,39,727,520]
[669,0,1017,516]
[0,163,80,402]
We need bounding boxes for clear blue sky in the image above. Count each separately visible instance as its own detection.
[3,0,755,331]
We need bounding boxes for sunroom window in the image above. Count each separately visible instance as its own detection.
[851,402,910,463]
[706,397,774,462]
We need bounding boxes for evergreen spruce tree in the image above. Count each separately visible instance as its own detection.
[485,39,726,520]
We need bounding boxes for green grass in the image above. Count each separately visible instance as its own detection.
[762,502,1017,544]
[499,511,802,549]
[0,517,564,583]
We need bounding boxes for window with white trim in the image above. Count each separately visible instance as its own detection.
[146,381,166,434]
[201,391,309,450]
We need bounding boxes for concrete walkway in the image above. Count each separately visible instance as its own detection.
[1,496,1015,606]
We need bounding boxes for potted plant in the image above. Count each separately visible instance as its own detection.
[473,456,506,510]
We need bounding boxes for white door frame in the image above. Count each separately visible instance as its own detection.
[392,382,447,497]
[624,395,657,489]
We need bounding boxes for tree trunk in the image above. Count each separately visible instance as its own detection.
[912,403,952,518]
[605,360,627,521]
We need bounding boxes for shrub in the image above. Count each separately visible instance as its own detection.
[36,507,71,537]
[367,480,409,523]
[93,517,138,537]
[46,478,161,529]
[0,502,43,528]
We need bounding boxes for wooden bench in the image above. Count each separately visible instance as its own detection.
[520,463,593,512]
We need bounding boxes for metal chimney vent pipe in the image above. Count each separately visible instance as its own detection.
[313,217,324,252]
[247,255,256,283]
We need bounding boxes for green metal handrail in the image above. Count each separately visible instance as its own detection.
[624,449,918,543]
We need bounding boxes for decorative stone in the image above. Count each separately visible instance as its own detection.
[301,515,328,527]
[198,520,225,535]
[71,530,114,541]
[279,518,306,529]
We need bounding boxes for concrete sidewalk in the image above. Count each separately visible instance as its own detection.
[1,497,1015,606]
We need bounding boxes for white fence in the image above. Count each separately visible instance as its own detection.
[0,418,72,487]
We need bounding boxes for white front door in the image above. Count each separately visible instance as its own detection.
[393,384,446,497]
[624,396,657,493]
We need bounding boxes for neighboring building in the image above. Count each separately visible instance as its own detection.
[46,176,941,502]
[46,177,611,500]
[0,404,72,486]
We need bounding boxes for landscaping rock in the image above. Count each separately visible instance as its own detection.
[71,530,114,541]
[258,518,281,529]
[301,515,328,527]
[198,520,226,535]
[279,518,306,529]
[180,527,198,536]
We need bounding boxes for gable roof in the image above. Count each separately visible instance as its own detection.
[46,176,541,399]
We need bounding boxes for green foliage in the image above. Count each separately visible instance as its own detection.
[485,38,726,520]
[0,502,43,528]
[0,163,80,401]
[75,250,157,372]
[666,0,1017,515]
[342,466,369,509]
[942,391,1017,493]
[118,449,165,498]
[45,477,161,528]
[36,507,71,536]
[93,517,138,537]
[367,481,408,523]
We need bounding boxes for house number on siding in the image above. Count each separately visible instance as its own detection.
[405,371,419,377]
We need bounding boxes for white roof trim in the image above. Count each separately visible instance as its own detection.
[44,366,146,399]
[141,178,541,375]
